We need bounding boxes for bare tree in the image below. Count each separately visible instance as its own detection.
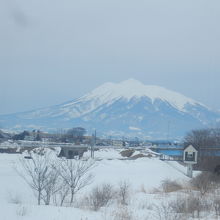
[57,158,94,205]
[184,128,220,149]
[184,128,220,172]
[191,171,220,196]
[118,181,130,205]
[41,164,60,205]
[17,148,57,205]
[55,182,70,206]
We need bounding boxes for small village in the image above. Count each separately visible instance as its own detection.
[1,127,220,177]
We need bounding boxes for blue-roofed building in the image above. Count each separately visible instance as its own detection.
[150,144,220,173]
[150,144,184,161]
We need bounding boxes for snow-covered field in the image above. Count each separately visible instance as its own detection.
[0,148,207,220]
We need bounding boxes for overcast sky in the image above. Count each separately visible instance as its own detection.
[0,0,220,115]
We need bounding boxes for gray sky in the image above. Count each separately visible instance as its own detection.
[0,0,220,115]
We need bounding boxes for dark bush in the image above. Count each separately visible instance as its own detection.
[88,183,115,211]
[120,149,134,157]
[161,179,182,193]
[191,172,220,195]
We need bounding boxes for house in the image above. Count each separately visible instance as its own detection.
[58,145,88,159]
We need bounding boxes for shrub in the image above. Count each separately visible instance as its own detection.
[213,198,220,216]
[112,206,134,220]
[161,179,182,193]
[88,183,115,211]
[138,199,153,210]
[153,202,179,220]
[7,193,22,204]
[169,194,210,219]
[16,205,28,217]
[117,181,130,205]
[120,149,134,158]
[169,197,187,214]
[186,195,206,218]
[191,172,219,196]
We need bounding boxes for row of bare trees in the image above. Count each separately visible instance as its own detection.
[184,128,220,172]
[184,128,220,149]
[17,148,94,206]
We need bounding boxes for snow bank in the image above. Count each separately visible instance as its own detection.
[0,148,190,220]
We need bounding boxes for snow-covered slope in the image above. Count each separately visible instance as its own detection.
[0,79,219,138]
[78,79,199,112]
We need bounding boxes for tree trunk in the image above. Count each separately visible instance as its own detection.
[60,188,69,206]
[70,190,74,205]
[46,194,50,205]
[38,191,41,205]
[60,197,65,207]
[60,194,66,206]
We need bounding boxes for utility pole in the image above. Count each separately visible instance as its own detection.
[94,130,96,147]
[91,130,96,159]
[167,121,170,141]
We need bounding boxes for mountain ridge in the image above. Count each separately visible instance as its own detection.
[0,79,219,139]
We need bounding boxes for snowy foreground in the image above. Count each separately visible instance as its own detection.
[0,148,211,220]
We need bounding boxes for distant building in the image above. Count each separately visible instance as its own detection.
[151,143,220,173]
[58,145,88,159]
[24,136,35,141]
[112,140,123,147]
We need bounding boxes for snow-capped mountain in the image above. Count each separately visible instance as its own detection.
[0,79,219,139]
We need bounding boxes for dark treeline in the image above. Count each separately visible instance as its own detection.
[184,128,220,149]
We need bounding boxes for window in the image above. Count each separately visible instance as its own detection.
[185,152,195,161]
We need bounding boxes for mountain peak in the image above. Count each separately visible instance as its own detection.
[79,79,200,112]
[120,78,144,86]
